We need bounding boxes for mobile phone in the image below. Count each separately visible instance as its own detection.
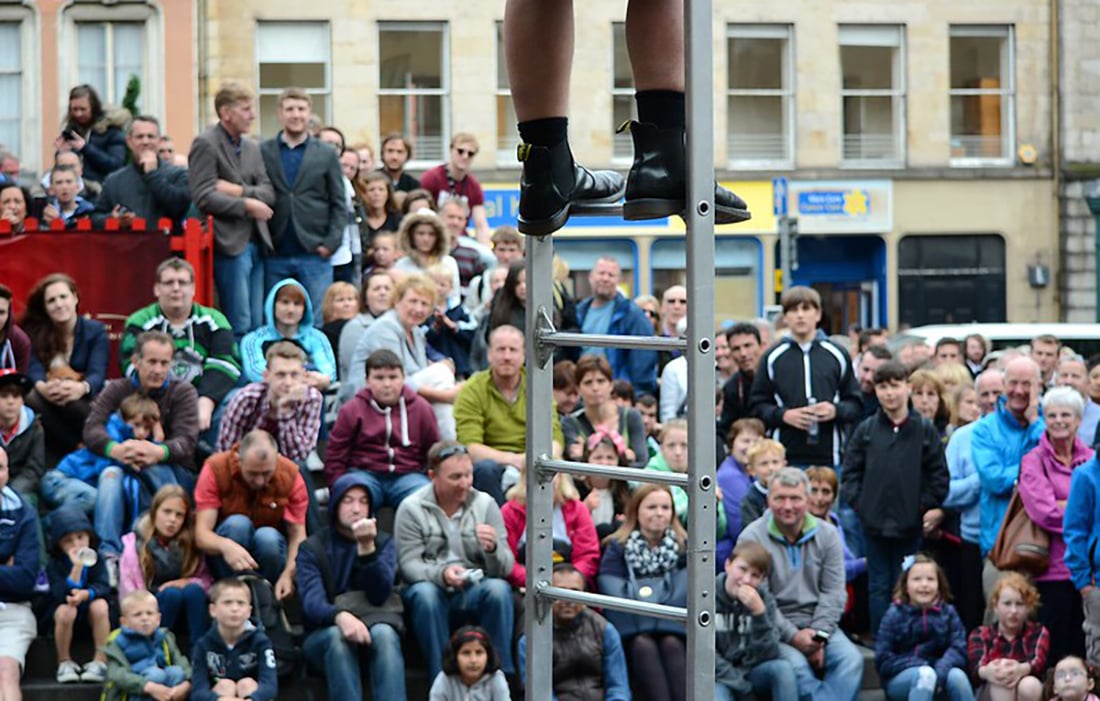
[116,205,133,215]
[812,630,831,644]
[31,195,48,218]
[61,129,76,141]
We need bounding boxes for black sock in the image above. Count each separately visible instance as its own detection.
[518,117,568,147]
[635,90,685,129]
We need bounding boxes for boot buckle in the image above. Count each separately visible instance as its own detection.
[516,143,532,163]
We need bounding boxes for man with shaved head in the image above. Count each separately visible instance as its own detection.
[971,357,1046,601]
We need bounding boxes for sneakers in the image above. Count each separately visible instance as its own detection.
[516,140,625,236]
[619,120,751,225]
[56,660,81,684]
[80,660,107,683]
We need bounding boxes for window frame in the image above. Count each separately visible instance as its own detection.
[377,21,450,169]
[610,22,635,165]
[62,3,161,118]
[0,8,33,174]
[838,24,907,169]
[254,20,333,140]
[725,23,795,170]
[494,20,519,168]
[948,24,1016,168]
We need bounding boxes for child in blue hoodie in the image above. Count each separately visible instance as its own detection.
[102,589,191,701]
[239,279,337,388]
[191,578,277,701]
[874,553,973,701]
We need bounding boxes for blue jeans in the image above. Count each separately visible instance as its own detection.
[352,470,431,511]
[866,533,922,635]
[157,582,210,641]
[264,254,333,329]
[212,514,287,583]
[884,666,974,701]
[714,658,799,701]
[143,665,187,687]
[40,470,97,513]
[303,623,406,701]
[199,388,238,451]
[214,241,265,338]
[472,460,507,506]
[777,629,865,701]
[402,578,515,679]
[95,465,191,556]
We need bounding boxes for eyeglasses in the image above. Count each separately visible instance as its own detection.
[434,443,469,463]
[454,148,478,157]
[645,311,659,319]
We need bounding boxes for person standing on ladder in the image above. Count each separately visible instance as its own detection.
[505,0,752,236]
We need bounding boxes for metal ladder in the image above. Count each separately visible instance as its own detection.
[523,1,718,698]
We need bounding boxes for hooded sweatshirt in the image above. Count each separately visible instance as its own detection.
[0,404,44,495]
[875,600,968,683]
[736,512,847,642]
[295,472,401,632]
[714,572,782,694]
[0,485,39,601]
[46,508,112,606]
[240,278,337,384]
[0,314,30,373]
[324,384,440,485]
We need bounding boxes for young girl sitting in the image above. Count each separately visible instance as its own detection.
[968,573,1049,701]
[577,431,631,541]
[428,625,510,701]
[1043,655,1099,701]
[875,553,973,701]
[119,485,213,642]
[645,418,726,535]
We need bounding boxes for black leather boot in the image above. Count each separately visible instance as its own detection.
[621,121,751,224]
[517,139,625,236]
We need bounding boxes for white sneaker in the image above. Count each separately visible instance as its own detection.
[80,660,107,683]
[56,660,81,684]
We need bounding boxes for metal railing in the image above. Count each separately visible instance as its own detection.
[523,1,719,699]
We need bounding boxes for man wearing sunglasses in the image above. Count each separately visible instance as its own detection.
[420,133,492,245]
[395,440,516,683]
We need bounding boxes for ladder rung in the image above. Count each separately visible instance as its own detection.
[569,201,624,218]
[539,331,687,353]
[536,457,689,487]
[536,583,688,623]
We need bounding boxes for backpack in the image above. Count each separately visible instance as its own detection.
[239,574,299,678]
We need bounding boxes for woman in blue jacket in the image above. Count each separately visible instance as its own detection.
[240,278,337,389]
[598,484,688,701]
[21,273,108,456]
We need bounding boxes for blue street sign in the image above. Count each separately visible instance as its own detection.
[772,176,788,217]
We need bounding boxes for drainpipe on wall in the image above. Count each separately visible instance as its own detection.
[1087,180,1100,321]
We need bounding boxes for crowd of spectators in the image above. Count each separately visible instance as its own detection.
[5,80,1100,701]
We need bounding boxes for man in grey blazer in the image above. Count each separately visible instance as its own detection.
[189,81,275,338]
[260,88,345,321]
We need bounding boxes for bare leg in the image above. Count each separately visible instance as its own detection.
[0,657,22,701]
[53,605,76,662]
[504,0,573,120]
[89,599,110,662]
[626,0,684,91]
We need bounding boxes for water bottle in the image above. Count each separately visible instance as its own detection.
[806,396,819,445]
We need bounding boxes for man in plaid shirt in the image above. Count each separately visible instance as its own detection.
[216,340,322,463]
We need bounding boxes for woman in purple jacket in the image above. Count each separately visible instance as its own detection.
[1019,386,1094,663]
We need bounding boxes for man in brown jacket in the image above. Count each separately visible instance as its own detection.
[189,81,276,338]
[194,429,308,600]
[85,331,200,562]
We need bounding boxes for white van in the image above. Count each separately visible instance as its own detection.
[892,323,1100,359]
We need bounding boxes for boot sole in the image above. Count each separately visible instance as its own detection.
[623,198,753,224]
[518,189,627,237]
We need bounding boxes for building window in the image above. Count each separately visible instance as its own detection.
[256,22,331,139]
[379,22,448,166]
[839,25,905,166]
[652,237,760,322]
[495,21,519,166]
[0,22,22,162]
[898,234,1006,325]
[76,21,147,106]
[611,23,636,162]
[949,25,1015,164]
[727,24,794,166]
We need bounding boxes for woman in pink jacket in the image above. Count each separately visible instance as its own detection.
[119,485,213,640]
[501,473,600,589]
[1019,386,1094,663]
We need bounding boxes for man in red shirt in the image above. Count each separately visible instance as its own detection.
[194,429,308,600]
[419,133,492,245]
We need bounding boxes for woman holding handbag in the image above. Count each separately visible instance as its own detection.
[598,484,688,701]
[1018,386,1093,662]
